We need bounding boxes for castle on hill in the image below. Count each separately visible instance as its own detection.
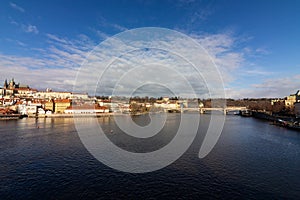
[0,78,35,97]
[0,78,89,100]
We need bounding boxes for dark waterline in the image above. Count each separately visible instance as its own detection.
[0,114,300,199]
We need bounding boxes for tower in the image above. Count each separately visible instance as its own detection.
[3,79,8,89]
[8,78,15,89]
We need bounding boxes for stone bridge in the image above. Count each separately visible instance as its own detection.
[175,106,248,114]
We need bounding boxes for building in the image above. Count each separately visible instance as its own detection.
[14,87,37,97]
[1,78,36,97]
[285,90,300,107]
[18,105,45,115]
[53,99,71,113]
[35,90,89,100]
[42,99,71,113]
[70,93,89,100]
[0,88,4,98]
[64,105,109,114]
[16,99,46,115]
[271,99,285,106]
[0,98,15,106]
[1,78,18,96]
[44,100,54,112]
[35,91,72,99]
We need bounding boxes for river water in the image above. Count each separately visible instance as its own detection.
[0,114,299,199]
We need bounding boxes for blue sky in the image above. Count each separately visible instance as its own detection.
[0,0,299,98]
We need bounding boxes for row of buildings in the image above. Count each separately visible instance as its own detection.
[0,79,192,116]
[288,91,300,117]
[0,78,36,97]
[0,78,110,115]
[0,79,89,99]
[2,78,299,117]
[271,90,300,117]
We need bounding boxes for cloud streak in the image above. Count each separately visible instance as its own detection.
[0,30,244,97]
[9,2,25,12]
[0,33,95,91]
[226,74,300,99]
[97,16,128,32]
[1,29,288,98]
[9,17,39,35]
[73,29,242,98]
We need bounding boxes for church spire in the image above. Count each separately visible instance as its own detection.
[3,79,8,88]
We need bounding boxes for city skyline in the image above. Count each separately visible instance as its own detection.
[0,1,300,98]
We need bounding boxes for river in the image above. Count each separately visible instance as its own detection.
[0,114,299,199]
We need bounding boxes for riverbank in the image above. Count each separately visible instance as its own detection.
[27,113,117,118]
[251,111,300,131]
[0,113,24,120]
[28,112,154,118]
[0,111,157,119]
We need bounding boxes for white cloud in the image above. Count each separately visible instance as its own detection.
[0,31,243,97]
[189,33,244,84]
[16,40,26,47]
[242,46,270,58]
[0,33,95,91]
[46,34,69,44]
[0,55,77,91]
[1,30,284,98]
[95,30,109,39]
[111,24,128,32]
[9,2,25,12]
[23,24,39,34]
[5,38,27,47]
[244,69,271,76]
[72,30,244,98]
[175,0,213,24]
[9,17,19,25]
[226,75,300,99]
[9,18,39,35]
[97,16,128,32]
[255,47,270,55]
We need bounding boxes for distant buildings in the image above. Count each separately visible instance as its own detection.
[285,90,300,107]
[0,79,89,100]
[34,88,89,100]
[0,78,93,115]
[282,90,300,116]
[2,78,299,117]
[54,99,71,113]
[270,90,300,116]
[153,97,180,110]
[64,105,109,114]
[0,78,37,98]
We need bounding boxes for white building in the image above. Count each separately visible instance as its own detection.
[14,88,37,97]
[154,102,178,110]
[70,93,89,99]
[18,104,45,115]
[35,91,72,99]
[35,91,89,100]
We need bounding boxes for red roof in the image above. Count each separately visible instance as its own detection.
[66,105,108,110]
[100,99,111,103]
[54,99,71,103]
